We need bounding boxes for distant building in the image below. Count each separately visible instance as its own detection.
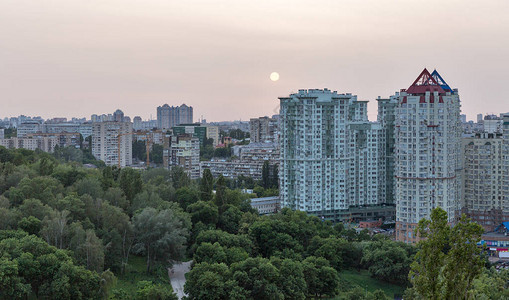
[462,132,508,231]
[92,121,133,167]
[477,113,483,123]
[163,134,200,179]
[460,114,467,123]
[172,124,208,146]
[250,116,277,143]
[204,125,220,146]
[133,116,143,130]
[157,104,193,130]
[483,114,503,134]
[113,109,125,122]
[232,142,279,164]
[26,132,80,148]
[200,160,265,180]
[17,121,41,137]
[0,129,4,139]
[0,136,58,152]
[250,196,280,215]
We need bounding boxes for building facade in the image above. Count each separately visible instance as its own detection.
[394,69,462,243]
[250,116,277,143]
[462,132,508,231]
[279,89,389,222]
[0,136,59,152]
[163,134,200,179]
[92,121,133,167]
[157,104,193,130]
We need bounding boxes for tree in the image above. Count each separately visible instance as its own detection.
[302,256,339,298]
[200,169,214,202]
[18,216,41,235]
[214,175,227,210]
[135,281,177,300]
[149,144,164,164]
[187,201,219,226]
[133,207,190,273]
[362,238,414,284]
[0,256,31,299]
[170,166,190,189]
[261,161,270,189]
[184,262,230,300]
[409,207,484,299]
[119,168,143,202]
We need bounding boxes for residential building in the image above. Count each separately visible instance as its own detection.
[462,132,508,231]
[483,114,503,134]
[113,109,125,122]
[163,134,200,179]
[200,160,265,180]
[92,121,133,167]
[17,121,41,137]
[279,88,390,222]
[232,142,279,164]
[133,116,143,130]
[205,125,220,146]
[172,123,208,146]
[0,129,4,139]
[26,132,80,148]
[377,97,398,204]
[250,116,277,143]
[393,69,462,243]
[157,104,193,130]
[0,136,58,152]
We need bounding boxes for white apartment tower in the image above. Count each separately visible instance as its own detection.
[279,89,387,221]
[394,69,462,243]
[92,121,133,167]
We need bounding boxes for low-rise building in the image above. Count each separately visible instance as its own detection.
[250,196,280,215]
[26,132,81,148]
[0,136,59,152]
[200,160,265,180]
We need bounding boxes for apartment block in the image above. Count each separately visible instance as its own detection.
[157,104,193,130]
[394,69,462,243]
[250,116,277,143]
[163,134,200,179]
[92,121,133,167]
[462,132,508,231]
[0,136,59,152]
[279,89,389,222]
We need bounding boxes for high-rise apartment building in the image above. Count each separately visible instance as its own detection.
[163,134,200,179]
[157,104,193,130]
[279,89,390,221]
[393,69,462,243]
[462,132,508,231]
[250,116,277,143]
[92,121,133,167]
[377,97,398,204]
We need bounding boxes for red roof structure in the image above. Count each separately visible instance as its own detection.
[406,68,445,95]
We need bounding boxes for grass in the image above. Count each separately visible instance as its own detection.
[335,269,406,299]
[114,255,173,295]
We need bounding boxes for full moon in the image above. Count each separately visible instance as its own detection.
[270,72,280,81]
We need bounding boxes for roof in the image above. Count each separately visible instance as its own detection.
[494,222,509,232]
[406,68,445,95]
[431,70,453,92]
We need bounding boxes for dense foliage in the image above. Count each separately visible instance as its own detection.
[0,146,506,299]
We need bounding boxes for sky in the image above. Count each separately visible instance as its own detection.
[1,0,508,122]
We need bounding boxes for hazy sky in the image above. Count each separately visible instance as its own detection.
[1,0,508,122]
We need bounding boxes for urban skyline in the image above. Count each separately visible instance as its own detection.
[1,1,509,122]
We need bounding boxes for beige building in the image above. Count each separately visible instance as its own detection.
[462,132,508,231]
[92,121,133,167]
[0,136,59,152]
[205,125,220,146]
[250,116,277,143]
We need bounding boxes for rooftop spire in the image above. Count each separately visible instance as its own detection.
[430,69,453,92]
[406,68,445,94]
